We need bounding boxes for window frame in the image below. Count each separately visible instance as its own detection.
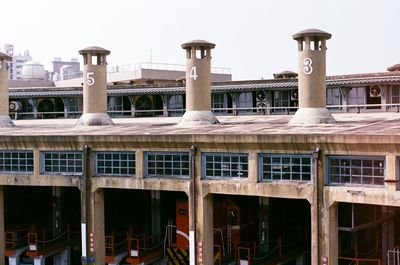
[144,151,189,179]
[0,150,34,174]
[40,151,83,176]
[202,152,248,179]
[95,151,136,177]
[259,154,312,182]
[327,155,385,186]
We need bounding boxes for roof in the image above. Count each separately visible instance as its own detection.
[292,29,332,40]
[79,46,111,55]
[1,113,400,142]
[0,52,12,61]
[8,74,400,98]
[181,40,216,49]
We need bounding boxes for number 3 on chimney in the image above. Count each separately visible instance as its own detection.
[303,58,313,75]
[189,66,198,80]
[87,72,95,86]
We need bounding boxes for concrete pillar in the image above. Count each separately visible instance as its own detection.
[0,186,4,265]
[248,152,258,183]
[382,85,388,111]
[310,201,319,265]
[289,29,335,125]
[151,191,161,242]
[75,46,114,126]
[258,197,269,253]
[179,40,219,126]
[162,95,169,117]
[386,155,398,191]
[195,193,213,265]
[321,196,339,265]
[90,189,105,265]
[0,53,15,127]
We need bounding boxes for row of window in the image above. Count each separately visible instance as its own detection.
[0,151,387,186]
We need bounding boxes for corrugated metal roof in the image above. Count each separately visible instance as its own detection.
[8,75,400,98]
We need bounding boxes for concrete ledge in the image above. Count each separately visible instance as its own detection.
[289,108,336,125]
[75,113,114,126]
[178,111,219,127]
[0,115,15,127]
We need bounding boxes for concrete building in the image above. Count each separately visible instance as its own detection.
[1,44,33,80]
[0,30,399,265]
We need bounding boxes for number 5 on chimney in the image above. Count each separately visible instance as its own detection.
[87,72,95,86]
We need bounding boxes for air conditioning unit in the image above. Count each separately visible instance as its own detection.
[256,90,266,101]
[9,101,22,112]
[291,90,298,100]
[369,85,382,97]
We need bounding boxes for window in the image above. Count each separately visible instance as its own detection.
[0,151,34,173]
[348,87,366,107]
[326,87,342,109]
[96,152,135,176]
[272,91,290,113]
[168,95,184,116]
[41,151,82,175]
[212,93,227,113]
[328,156,385,186]
[202,153,248,179]
[389,85,400,106]
[260,154,312,182]
[237,92,254,113]
[145,152,189,178]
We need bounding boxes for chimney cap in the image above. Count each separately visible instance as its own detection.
[0,52,12,61]
[79,46,110,55]
[292,28,332,41]
[273,70,298,79]
[181,40,215,49]
[387,64,400,72]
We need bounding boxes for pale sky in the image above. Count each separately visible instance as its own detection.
[0,0,399,80]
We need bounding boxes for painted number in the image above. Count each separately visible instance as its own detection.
[303,58,313,75]
[87,72,95,86]
[189,66,198,80]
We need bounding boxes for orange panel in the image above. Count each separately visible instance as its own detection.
[176,201,189,249]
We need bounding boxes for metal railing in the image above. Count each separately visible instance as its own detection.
[8,103,400,121]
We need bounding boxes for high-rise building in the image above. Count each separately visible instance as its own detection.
[2,44,32,80]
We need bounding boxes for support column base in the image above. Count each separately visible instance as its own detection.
[0,115,15,127]
[75,113,114,126]
[178,111,219,127]
[289,108,336,125]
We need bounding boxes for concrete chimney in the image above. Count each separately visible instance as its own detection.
[289,29,335,125]
[178,40,219,126]
[75,46,114,126]
[0,52,15,127]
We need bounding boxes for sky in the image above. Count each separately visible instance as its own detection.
[0,0,399,80]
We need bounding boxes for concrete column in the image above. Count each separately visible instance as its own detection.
[341,87,349,113]
[135,149,144,179]
[248,152,258,183]
[289,29,335,125]
[320,200,339,265]
[231,93,238,116]
[381,85,388,111]
[90,189,105,265]
[266,90,272,115]
[179,40,219,126]
[195,193,213,265]
[75,46,114,126]
[162,95,169,117]
[310,201,319,265]
[151,191,161,242]
[386,155,397,192]
[0,53,14,127]
[0,186,4,265]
